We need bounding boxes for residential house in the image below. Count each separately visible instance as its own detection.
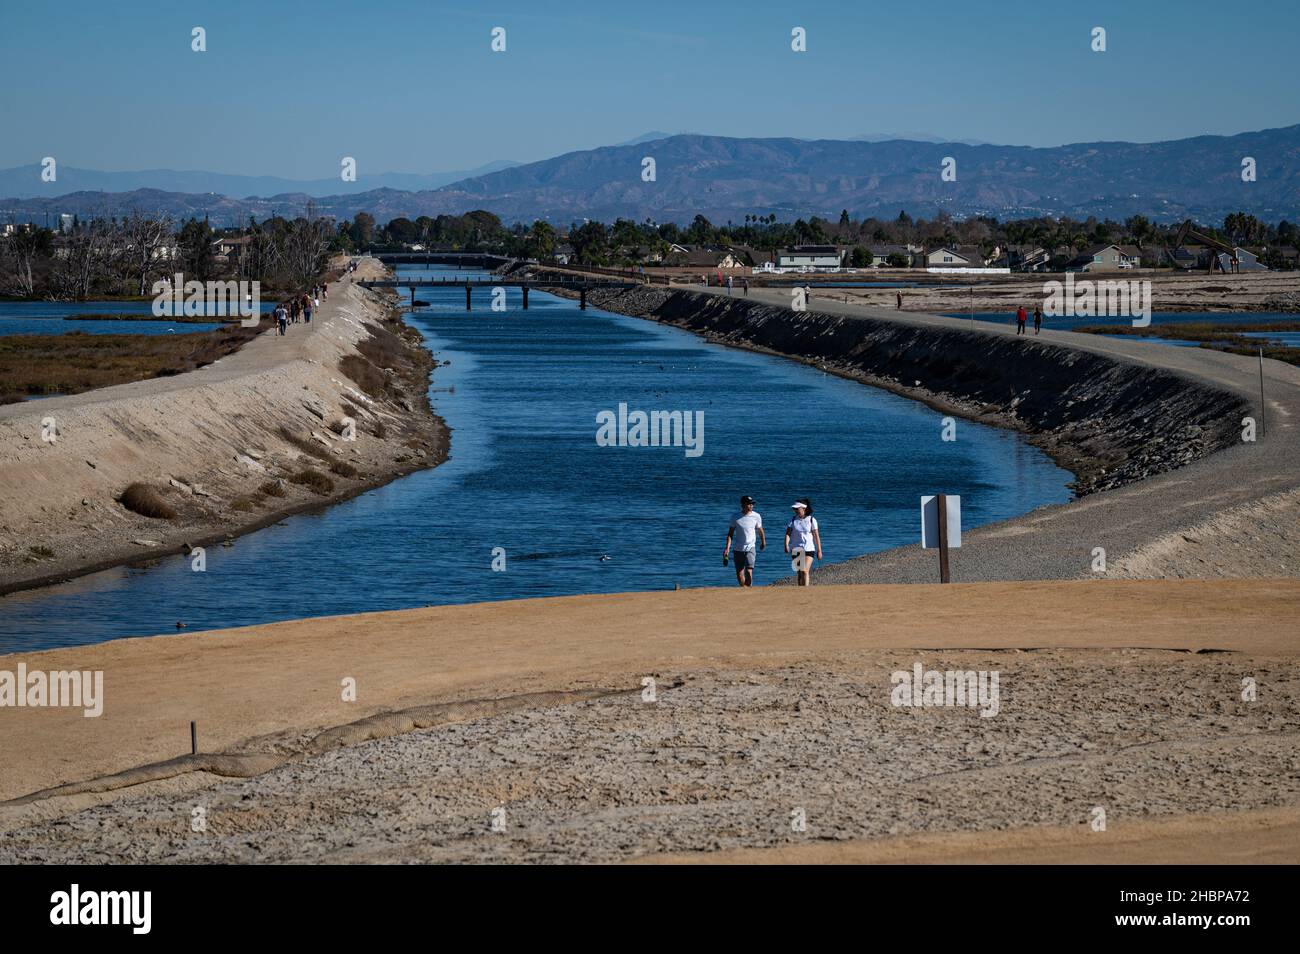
[925,246,985,268]
[868,244,918,267]
[776,245,842,269]
[734,245,777,268]
[1005,245,1051,271]
[1067,243,1142,272]
[665,245,744,269]
[212,235,252,263]
[1216,246,1268,271]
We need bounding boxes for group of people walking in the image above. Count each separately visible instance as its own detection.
[1015,304,1044,335]
[724,496,823,588]
[273,283,328,336]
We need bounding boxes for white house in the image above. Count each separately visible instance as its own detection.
[776,245,842,269]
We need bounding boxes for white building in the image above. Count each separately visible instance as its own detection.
[776,245,842,270]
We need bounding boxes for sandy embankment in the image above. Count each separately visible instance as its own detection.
[0,257,446,594]
[1,579,1297,863]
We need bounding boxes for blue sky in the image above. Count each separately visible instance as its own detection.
[2,0,1297,177]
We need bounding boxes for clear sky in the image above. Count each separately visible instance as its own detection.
[2,0,1297,178]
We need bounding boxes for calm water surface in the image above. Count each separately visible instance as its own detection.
[0,270,1074,651]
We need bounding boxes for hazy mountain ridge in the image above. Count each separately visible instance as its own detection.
[0,160,520,200]
[3,127,1297,226]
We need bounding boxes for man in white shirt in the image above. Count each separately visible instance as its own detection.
[724,495,765,587]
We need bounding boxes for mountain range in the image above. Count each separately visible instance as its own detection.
[0,160,520,200]
[3,126,1297,227]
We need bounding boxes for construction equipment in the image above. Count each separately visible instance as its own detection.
[1171,219,1239,273]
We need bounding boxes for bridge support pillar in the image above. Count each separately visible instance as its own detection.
[522,286,529,310]
[466,283,472,311]
[580,287,587,311]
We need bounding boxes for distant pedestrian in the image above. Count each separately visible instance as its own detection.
[302,294,313,323]
[726,275,733,295]
[785,499,821,587]
[1016,304,1028,335]
[896,290,903,310]
[1033,305,1042,335]
[275,303,288,336]
[742,278,749,296]
[322,283,328,301]
[724,495,765,588]
[290,298,300,324]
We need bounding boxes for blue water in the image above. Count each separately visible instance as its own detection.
[1243,331,1300,347]
[0,299,275,335]
[0,269,1074,652]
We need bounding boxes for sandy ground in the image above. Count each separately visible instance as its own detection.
[771,269,1300,315]
[0,257,445,594]
[2,579,1297,863]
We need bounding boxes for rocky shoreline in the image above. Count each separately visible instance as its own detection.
[0,258,447,596]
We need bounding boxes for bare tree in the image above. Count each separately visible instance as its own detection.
[119,212,174,295]
[52,219,115,299]
[282,217,333,286]
[2,224,54,297]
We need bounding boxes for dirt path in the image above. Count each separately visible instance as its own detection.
[1,579,1296,863]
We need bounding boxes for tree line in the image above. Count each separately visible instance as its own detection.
[1,208,339,300]
[343,208,1300,270]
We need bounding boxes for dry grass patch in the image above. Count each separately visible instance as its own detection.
[290,468,334,495]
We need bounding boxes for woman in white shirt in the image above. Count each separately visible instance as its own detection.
[784,499,822,586]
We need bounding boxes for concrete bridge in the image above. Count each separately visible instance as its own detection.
[357,276,641,310]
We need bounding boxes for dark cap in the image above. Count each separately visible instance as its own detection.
[740,495,755,505]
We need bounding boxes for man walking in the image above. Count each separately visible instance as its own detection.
[274,302,288,336]
[724,495,765,587]
[1033,304,1043,335]
[1016,304,1028,335]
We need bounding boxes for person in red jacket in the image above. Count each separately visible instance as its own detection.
[1015,305,1028,335]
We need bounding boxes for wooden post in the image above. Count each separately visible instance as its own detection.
[522,285,529,310]
[466,283,472,311]
[410,286,415,307]
[1259,346,1267,438]
[190,720,197,755]
[936,493,951,583]
[580,287,587,311]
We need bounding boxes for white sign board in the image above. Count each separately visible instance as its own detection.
[921,495,962,549]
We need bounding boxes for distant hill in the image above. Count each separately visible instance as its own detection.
[3,127,1298,226]
[0,160,520,200]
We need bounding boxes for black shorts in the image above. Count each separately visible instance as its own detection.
[733,550,755,570]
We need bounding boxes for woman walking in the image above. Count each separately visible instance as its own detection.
[784,499,822,587]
